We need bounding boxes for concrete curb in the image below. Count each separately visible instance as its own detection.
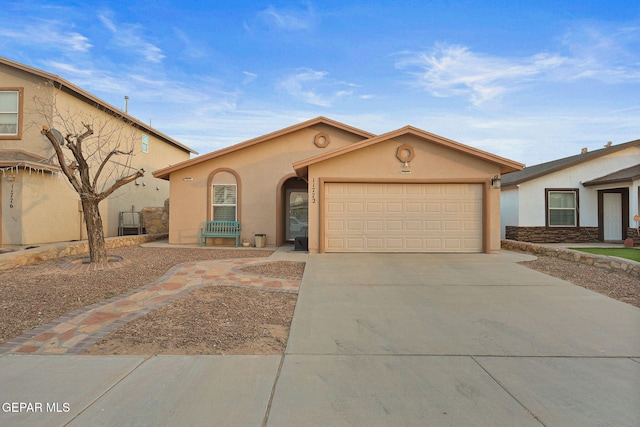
[0,234,168,271]
[501,239,640,278]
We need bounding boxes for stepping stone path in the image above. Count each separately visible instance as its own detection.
[0,258,300,355]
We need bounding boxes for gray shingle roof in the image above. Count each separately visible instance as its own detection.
[501,139,640,187]
[582,164,640,186]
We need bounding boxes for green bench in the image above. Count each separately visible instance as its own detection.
[200,220,241,247]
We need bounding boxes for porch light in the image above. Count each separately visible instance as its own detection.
[491,175,501,189]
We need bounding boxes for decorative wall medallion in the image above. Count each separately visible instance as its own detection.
[314,132,331,148]
[396,144,415,162]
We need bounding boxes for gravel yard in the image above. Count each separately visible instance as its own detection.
[1,246,637,356]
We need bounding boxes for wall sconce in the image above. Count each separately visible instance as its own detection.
[491,175,501,189]
[6,173,15,182]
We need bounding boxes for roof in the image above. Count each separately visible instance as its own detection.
[501,139,640,187]
[153,116,375,180]
[293,125,524,178]
[0,56,197,155]
[0,149,61,174]
[582,164,640,187]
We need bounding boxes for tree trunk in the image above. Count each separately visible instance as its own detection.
[81,197,108,263]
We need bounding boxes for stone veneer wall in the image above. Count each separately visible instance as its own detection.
[0,233,168,271]
[502,239,640,278]
[625,228,640,246]
[141,199,170,235]
[505,226,601,243]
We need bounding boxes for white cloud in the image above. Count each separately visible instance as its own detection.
[173,27,207,59]
[257,3,317,31]
[559,21,640,83]
[243,71,258,85]
[278,68,355,107]
[396,44,566,106]
[0,21,92,52]
[98,14,165,63]
[397,22,640,107]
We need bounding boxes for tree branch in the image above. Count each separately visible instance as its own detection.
[92,148,134,190]
[97,168,144,202]
[41,126,83,193]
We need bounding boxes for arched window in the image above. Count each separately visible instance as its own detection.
[211,171,238,221]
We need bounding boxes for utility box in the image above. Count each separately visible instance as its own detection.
[294,236,308,251]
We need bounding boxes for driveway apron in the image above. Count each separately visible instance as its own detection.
[269,252,640,426]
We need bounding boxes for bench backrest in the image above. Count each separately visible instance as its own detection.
[203,221,241,233]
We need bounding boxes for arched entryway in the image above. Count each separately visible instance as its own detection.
[277,176,308,246]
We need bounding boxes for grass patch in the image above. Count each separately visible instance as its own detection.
[570,247,640,262]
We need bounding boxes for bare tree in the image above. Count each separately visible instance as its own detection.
[35,83,143,263]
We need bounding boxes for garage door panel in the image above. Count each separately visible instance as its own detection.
[405,220,422,230]
[406,202,422,213]
[366,220,383,231]
[327,202,344,213]
[324,183,482,253]
[366,238,384,248]
[386,202,403,213]
[347,220,364,231]
[366,202,383,212]
[327,220,344,231]
[346,238,366,250]
[347,202,364,213]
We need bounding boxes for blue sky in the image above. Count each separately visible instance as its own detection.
[1,0,639,165]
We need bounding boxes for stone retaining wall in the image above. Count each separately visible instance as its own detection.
[505,226,640,246]
[0,233,168,271]
[502,239,640,278]
[505,226,600,243]
[141,199,169,235]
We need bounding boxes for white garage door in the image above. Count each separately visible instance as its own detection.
[324,183,483,253]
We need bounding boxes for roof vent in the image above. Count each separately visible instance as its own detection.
[581,147,588,154]
[605,141,612,148]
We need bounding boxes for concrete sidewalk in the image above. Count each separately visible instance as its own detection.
[1,251,639,426]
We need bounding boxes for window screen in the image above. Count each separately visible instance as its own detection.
[212,185,237,221]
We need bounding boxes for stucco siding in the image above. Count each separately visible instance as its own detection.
[500,188,519,238]
[1,61,192,245]
[510,147,640,228]
[166,125,367,244]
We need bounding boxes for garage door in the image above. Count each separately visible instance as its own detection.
[324,183,483,253]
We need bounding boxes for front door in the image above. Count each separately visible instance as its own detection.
[286,189,308,241]
[603,193,622,240]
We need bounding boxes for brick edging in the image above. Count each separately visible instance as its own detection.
[0,234,168,271]
[501,239,640,278]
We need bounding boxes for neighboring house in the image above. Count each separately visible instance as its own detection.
[153,117,523,254]
[501,139,640,244]
[0,57,196,247]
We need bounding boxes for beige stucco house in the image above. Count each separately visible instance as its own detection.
[154,117,523,254]
[0,57,196,247]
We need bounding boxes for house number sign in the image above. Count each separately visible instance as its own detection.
[311,178,316,203]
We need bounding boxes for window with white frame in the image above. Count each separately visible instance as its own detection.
[212,184,237,221]
[547,189,578,227]
[0,89,20,137]
[141,134,149,153]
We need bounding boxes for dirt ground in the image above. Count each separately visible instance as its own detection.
[1,246,637,356]
[86,286,298,355]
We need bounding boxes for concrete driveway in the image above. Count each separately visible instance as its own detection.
[270,252,640,426]
[1,251,639,426]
